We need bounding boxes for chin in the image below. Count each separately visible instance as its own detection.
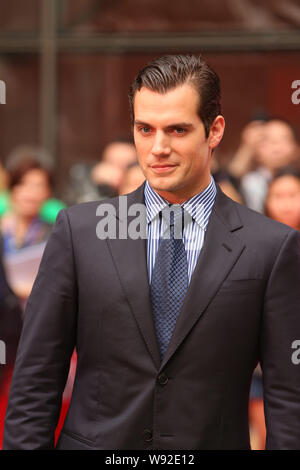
[148,176,179,193]
[20,209,39,218]
[150,184,177,195]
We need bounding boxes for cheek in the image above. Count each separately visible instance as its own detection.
[189,146,209,172]
[267,201,295,222]
[289,200,300,216]
[134,136,147,156]
[38,187,51,200]
[136,142,153,167]
[266,199,281,217]
[137,150,147,168]
[11,187,27,204]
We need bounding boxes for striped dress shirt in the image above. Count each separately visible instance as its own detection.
[144,176,217,284]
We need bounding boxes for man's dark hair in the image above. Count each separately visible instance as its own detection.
[129,54,221,138]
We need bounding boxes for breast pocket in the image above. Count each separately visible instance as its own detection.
[218,279,265,295]
[209,278,265,332]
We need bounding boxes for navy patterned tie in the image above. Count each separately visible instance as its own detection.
[150,205,189,359]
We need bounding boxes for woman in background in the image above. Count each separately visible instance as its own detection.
[0,158,53,448]
[0,158,53,304]
[240,119,300,213]
[265,166,300,230]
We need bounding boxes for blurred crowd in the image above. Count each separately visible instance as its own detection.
[0,115,300,449]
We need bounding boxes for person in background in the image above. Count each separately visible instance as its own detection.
[240,119,300,213]
[65,138,138,204]
[91,138,138,195]
[0,156,69,447]
[0,146,65,225]
[210,155,244,204]
[265,167,300,230]
[118,162,145,195]
[228,118,267,181]
[0,149,54,446]
[0,158,53,305]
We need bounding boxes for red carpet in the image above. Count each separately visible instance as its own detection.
[0,352,76,450]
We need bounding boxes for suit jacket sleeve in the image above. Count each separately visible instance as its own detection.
[3,209,77,449]
[261,228,300,449]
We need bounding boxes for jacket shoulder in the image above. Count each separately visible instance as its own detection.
[214,189,297,257]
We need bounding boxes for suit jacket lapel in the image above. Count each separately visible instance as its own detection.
[160,188,245,370]
[106,184,161,369]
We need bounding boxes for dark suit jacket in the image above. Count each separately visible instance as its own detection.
[3,183,300,450]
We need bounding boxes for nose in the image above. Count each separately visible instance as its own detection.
[151,131,171,157]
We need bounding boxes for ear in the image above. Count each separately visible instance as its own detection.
[208,115,225,150]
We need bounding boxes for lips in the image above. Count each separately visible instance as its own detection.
[150,164,177,173]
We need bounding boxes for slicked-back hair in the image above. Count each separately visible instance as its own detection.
[129,54,221,137]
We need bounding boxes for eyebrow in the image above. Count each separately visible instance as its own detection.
[134,120,194,129]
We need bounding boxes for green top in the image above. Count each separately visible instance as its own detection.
[0,191,66,225]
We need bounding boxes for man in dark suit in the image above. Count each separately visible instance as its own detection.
[3,55,300,450]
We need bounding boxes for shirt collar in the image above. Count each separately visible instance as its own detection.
[144,176,216,230]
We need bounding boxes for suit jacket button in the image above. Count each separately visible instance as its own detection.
[157,372,169,385]
[143,429,153,442]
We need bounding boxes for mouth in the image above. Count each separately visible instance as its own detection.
[150,164,177,174]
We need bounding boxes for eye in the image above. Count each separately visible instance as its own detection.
[138,126,152,134]
[173,127,186,135]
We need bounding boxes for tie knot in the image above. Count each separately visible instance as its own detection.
[161,204,185,239]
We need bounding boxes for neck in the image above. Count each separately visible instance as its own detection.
[154,177,212,205]
[15,211,36,225]
[14,213,36,244]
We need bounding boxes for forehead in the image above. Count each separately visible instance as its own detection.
[265,121,294,140]
[271,175,300,191]
[20,168,49,184]
[104,143,136,159]
[133,84,201,124]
